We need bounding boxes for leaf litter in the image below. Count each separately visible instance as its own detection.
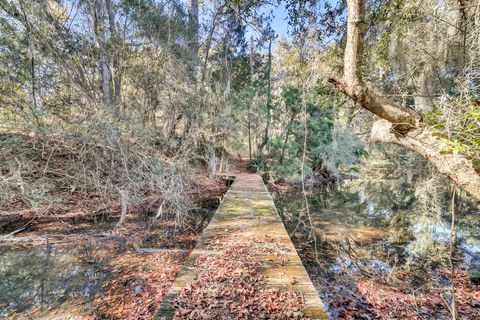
[173,235,309,319]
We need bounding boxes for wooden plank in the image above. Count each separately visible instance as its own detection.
[156,174,330,319]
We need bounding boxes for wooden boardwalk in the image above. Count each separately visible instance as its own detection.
[157,174,329,319]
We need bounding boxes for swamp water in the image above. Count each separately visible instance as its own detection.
[1,239,111,318]
[0,187,221,319]
[0,225,192,319]
[274,161,480,318]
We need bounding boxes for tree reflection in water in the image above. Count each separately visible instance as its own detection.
[0,239,110,318]
[274,159,480,318]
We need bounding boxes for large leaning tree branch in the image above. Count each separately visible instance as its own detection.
[329,0,480,201]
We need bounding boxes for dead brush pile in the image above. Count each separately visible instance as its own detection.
[173,235,307,319]
[0,128,194,226]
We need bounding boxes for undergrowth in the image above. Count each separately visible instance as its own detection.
[0,119,200,224]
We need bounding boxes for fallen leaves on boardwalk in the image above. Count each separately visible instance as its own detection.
[173,235,307,319]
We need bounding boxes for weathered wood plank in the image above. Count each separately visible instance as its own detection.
[156,174,329,319]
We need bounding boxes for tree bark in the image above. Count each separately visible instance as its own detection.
[248,109,252,160]
[415,62,435,112]
[117,189,128,225]
[371,120,480,200]
[259,38,272,155]
[329,0,415,133]
[279,112,297,164]
[105,0,122,114]
[189,0,199,54]
[330,0,480,201]
[93,0,112,111]
[19,1,41,118]
[188,0,199,82]
[201,5,223,83]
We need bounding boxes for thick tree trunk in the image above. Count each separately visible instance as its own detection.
[329,0,415,133]
[371,120,480,200]
[330,0,480,201]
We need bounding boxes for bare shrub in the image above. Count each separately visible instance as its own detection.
[0,114,195,224]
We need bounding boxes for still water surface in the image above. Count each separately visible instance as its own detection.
[274,162,480,281]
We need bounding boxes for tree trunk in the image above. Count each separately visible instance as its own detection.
[201,6,222,83]
[219,146,225,173]
[329,0,480,201]
[329,0,415,133]
[371,120,480,200]
[458,0,468,70]
[189,0,199,54]
[93,0,112,111]
[105,0,122,114]
[248,111,252,160]
[259,38,272,155]
[208,150,217,180]
[117,189,128,225]
[279,113,297,164]
[19,1,41,122]
[415,62,435,112]
[189,0,199,82]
